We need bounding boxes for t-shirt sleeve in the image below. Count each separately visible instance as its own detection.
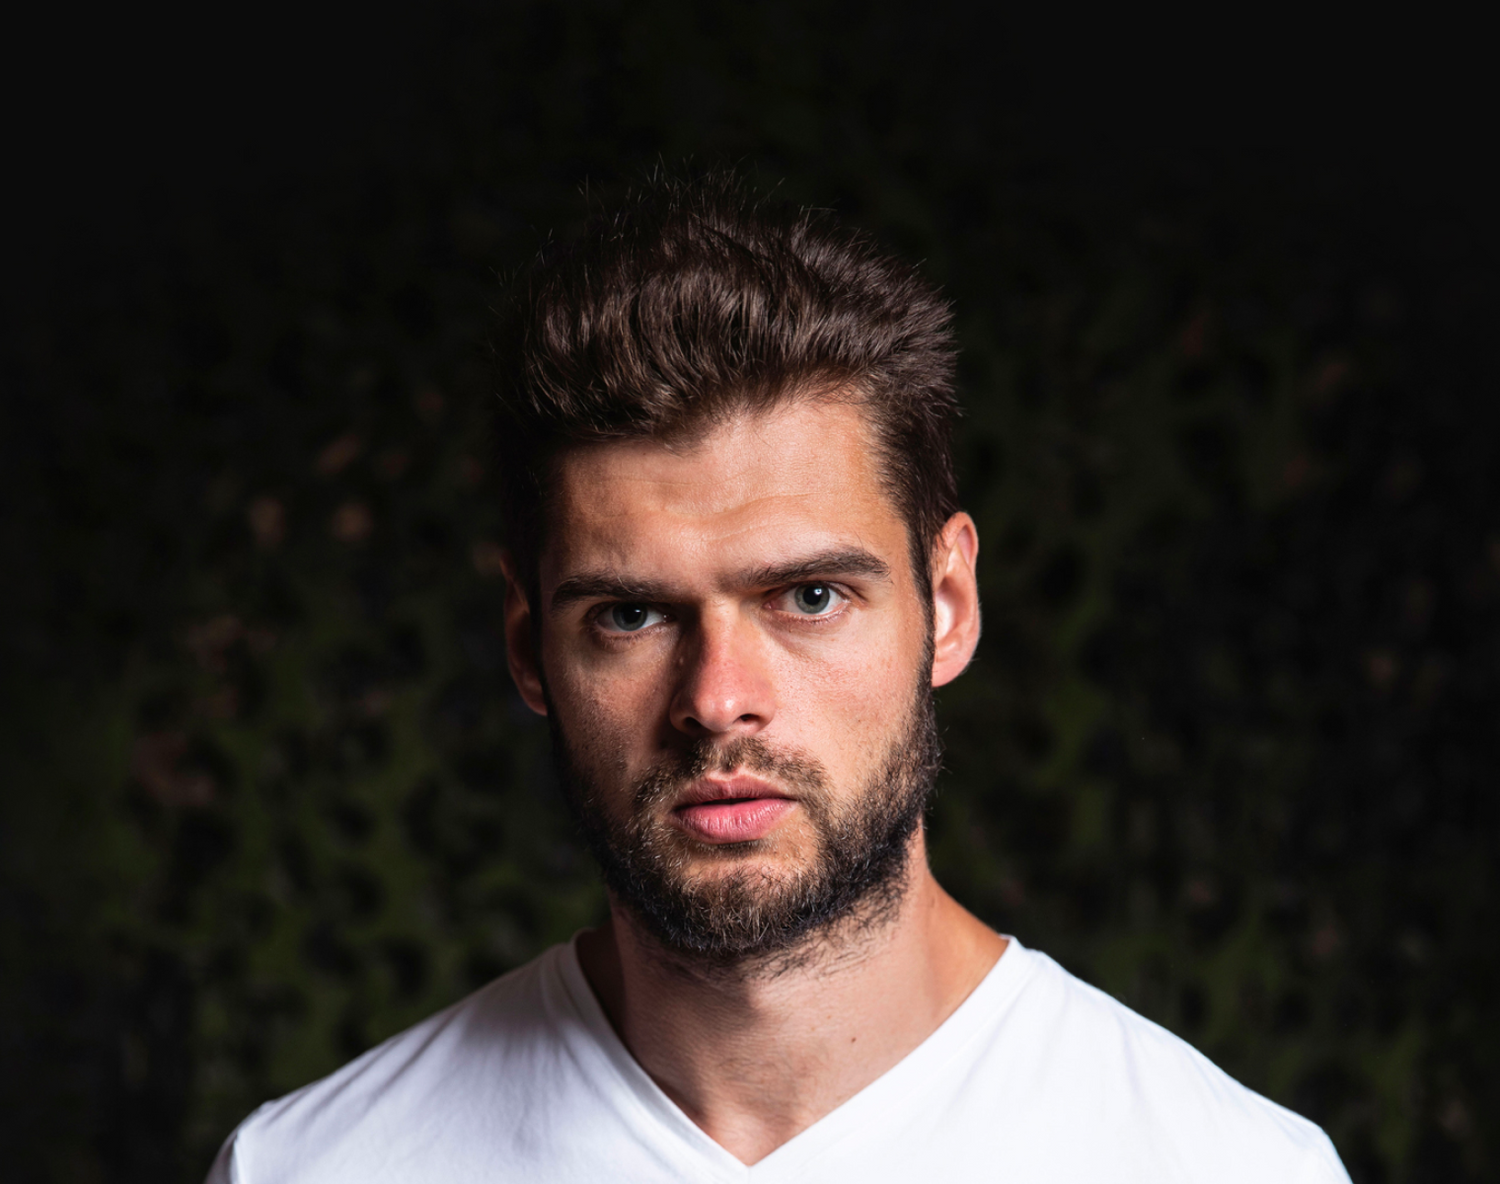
[202,1128,243,1184]
[1297,1127,1355,1184]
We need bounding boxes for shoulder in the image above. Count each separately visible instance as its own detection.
[208,945,577,1184]
[984,942,1350,1183]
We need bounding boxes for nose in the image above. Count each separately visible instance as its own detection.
[668,609,776,738]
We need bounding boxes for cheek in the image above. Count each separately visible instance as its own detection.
[543,643,670,764]
[784,632,915,766]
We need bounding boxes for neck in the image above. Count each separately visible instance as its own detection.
[575,831,1006,1165]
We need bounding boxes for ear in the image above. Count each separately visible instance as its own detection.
[500,553,549,716]
[929,512,981,688]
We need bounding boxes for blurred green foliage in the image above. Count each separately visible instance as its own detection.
[2,3,1495,1182]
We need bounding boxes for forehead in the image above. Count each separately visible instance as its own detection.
[541,399,906,581]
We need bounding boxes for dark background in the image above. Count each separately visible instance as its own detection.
[3,3,1496,1181]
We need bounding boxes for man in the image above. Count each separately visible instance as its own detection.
[208,176,1350,1181]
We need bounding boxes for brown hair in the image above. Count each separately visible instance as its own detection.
[492,173,960,602]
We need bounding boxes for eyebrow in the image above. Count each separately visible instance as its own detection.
[742,547,892,589]
[549,545,893,613]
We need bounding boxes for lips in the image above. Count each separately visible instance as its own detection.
[670,776,796,844]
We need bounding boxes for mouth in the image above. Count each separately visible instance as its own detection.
[670,776,797,844]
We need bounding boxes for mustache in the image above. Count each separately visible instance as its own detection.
[631,736,831,814]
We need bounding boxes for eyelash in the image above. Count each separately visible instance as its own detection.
[593,604,669,635]
[590,583,853,637]
[772,583,848,617]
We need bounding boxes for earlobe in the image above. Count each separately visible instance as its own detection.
[929,513,982,689]
[500,554,550,716]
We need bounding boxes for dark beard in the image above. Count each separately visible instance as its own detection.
[549,683,943,970]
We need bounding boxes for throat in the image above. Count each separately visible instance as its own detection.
[578,865,1003,1168]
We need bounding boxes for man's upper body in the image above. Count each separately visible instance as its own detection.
[208,935,1346,1183]
[208,175,1350,1180]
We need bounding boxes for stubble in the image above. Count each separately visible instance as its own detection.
[549,680,944,975]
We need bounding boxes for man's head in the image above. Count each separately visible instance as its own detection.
[492,174,961,607]
[493,176,980,967]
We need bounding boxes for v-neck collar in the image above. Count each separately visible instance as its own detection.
[547,933,1036,1180]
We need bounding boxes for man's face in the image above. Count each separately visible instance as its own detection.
[511,398,952,961]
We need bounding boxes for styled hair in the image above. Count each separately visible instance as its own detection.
[492,173,960,601]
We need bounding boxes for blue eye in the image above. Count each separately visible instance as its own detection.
[603,604,661,632]
[791,584,837,614]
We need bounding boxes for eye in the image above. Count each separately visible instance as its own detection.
[598,603,665,633]
[787,584,843,615]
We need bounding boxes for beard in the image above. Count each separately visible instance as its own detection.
[548,680,943,970]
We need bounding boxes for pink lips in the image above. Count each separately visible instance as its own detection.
[671,776,795,844]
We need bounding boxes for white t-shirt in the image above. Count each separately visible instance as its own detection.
[207,936,1350,1182]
